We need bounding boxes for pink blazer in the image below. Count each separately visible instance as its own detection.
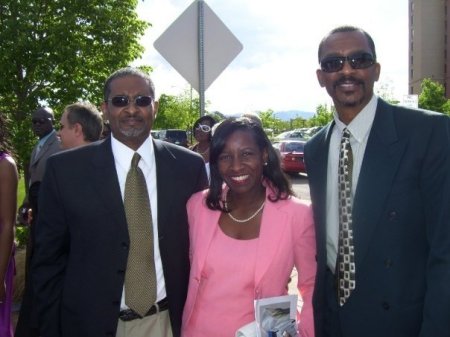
[182,187,316,337]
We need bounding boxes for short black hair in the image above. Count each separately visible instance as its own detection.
[318,25,377,62]
[206,117,294,211]
[103,67,155,101]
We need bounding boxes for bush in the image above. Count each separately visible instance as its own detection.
[15,226,29,248]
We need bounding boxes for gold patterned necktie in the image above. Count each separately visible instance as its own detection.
[124,152,156,316]
[337,128,356,306]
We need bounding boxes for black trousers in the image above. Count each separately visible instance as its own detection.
[323,267,343,337]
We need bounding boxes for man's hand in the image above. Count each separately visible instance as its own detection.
[17,204,30,225]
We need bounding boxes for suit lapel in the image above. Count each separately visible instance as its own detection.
[254,196,289,287]
[90,138,128,229]
[306,123,334,263]
[153,140,175,238]
[32,132,56,164]
[352,99,408,268]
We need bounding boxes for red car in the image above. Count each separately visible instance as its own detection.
[272,140,306,174]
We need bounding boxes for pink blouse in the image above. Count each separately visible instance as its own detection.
[183,227,259,337]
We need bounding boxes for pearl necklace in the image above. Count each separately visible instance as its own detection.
[224,192,266,223]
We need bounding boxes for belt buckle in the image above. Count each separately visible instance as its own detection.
[119,309,141,322]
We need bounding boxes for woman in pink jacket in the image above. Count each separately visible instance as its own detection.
[182,117,316,337]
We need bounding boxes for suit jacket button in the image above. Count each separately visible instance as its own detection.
[384,258,393,268]
[121,242,129,249]
[388,211,397,220]
[382,301,390,310]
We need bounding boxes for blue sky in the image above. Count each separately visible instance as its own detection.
[136,0,408,115]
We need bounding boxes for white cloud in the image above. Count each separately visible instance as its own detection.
[136,0,408,115]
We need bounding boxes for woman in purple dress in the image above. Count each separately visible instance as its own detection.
[0,114,18,337]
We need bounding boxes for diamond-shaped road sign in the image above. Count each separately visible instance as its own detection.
[154,0,243,93]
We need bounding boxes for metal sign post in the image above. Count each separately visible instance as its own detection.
[198,0,205,116]
[154,0,243,117]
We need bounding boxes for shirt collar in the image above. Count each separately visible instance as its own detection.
[39,129,56,146]
[110,134,154,171]
[333,94,378,143]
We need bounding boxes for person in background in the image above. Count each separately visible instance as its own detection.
[182,117,316,337]
[58,101,103,150]
[190,115,216,180]
[304,25,450,337]
[0,114,18,337]
[241,111,263,128]
[24,102,104,225]
[32,67,208,337]
[16,106,61,337]
[100,121,112,140]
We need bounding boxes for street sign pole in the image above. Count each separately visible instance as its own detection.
[198,0,205,116]
[154,0,242,117]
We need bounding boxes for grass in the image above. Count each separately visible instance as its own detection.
[14,176,28,304]
[17,175,26,209]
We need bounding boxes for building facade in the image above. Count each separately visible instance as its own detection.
[409,0,450,97]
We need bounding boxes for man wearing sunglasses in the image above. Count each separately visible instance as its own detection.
[305,26,450,337]
[32,67,208,337]
[16,106,61,337]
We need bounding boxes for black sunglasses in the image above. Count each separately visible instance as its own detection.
[320,52,376,73]
[107,95,153,107]
[31,117,51,125]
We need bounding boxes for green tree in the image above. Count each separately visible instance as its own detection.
[309,104,333,126]
[154,90,205,131]
[376,79,400,104]
[289,117,308,129]
[418,78,450,114]
[258,109,288,133]
[208,111,226,123]
[0,0,149,170]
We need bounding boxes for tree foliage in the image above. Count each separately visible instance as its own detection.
[154,89,213,131]
[418,78,450,114]
[376,79,400,104]
[308,104,334,126]
[0,0,149,169]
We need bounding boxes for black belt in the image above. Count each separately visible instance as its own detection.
[119,298,169,322]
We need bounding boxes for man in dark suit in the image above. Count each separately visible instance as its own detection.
[16,106,61,337]
[32,67,208,337]
[304,26,450,337]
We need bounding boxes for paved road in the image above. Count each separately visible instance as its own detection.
[288,173,310,202]
[286,173,311,310]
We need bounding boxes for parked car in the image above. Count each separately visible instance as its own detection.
[273,129,305,141]
[159,129,188,147]
[150,130,162,139]
[272,139,306,174]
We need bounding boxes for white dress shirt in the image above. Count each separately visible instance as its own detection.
[326,95,378,271]
[110,135,167,309]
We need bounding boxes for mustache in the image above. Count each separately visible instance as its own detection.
[121,115,144,122]
[333,76,364,88]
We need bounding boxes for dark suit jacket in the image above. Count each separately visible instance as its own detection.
[304,99,450,337]
[32,137,208,337]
